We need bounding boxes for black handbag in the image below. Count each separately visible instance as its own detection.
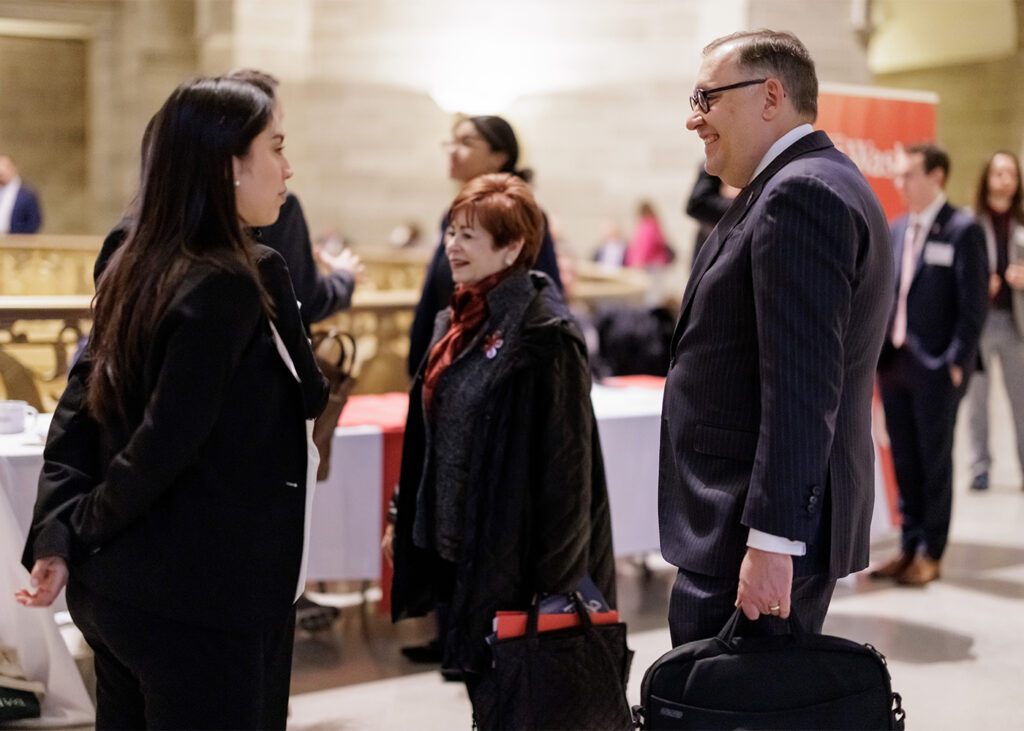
[310,329,357,481]
[634,608,905,730]
[472,592,634,731]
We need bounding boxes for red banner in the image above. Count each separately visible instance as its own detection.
[816,84,937,221]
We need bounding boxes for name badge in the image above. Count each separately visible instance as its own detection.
[923,241,954,267]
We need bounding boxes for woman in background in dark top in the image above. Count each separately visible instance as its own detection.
[390,174,615,728]
[17,76,326,729]
[407,115,563,378]
[684,166,740,264]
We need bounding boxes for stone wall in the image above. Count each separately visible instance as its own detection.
[0,0,197,235]
[208,0,876,302]
[874,0,1024,208]
[0,34,86,235]
[2,0,881,297]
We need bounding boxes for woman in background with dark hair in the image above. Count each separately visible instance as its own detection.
[17,76,326,729]
[407,115,563,379]
[965,150,1024,492]
[389,173,615,728]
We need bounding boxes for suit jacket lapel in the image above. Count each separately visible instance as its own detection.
[670,130,837,355]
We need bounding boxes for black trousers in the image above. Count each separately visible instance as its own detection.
[668,568,836,647]
[878,348,963,560]
[67,579,295,730]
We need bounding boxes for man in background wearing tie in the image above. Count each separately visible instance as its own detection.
[660,29,892,645]
[874,143,988,586]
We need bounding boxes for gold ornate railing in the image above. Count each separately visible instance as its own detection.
[1,235,650,410]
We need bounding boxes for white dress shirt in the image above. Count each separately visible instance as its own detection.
[0,176,22,235]
[268,320,320,601]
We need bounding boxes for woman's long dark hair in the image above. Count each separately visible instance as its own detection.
[975,150,1024,223]
[87,76,274,425]
[467,115,534,184]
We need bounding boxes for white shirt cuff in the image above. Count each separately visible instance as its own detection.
[747,528,806,556]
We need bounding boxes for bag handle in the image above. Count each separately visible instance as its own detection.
[312,329,357,373]
[524,591,594,640]
[716,605,806,646]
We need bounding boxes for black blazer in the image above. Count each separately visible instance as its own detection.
[879,204,988,374]
[23,246,327,632]
[659,131,893,580]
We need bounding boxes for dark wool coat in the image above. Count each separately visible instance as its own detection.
[391,271,616,674]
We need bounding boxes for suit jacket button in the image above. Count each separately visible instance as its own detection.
[812,485,822,496]
[809,495,819,504]
[807,505,815,514]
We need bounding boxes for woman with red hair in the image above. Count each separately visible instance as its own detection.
[389,173,616,728]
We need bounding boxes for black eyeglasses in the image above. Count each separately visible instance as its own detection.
[689,79,767,114]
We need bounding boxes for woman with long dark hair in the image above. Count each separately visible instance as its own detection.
[965,150,1024,491]
[17,76,326,729]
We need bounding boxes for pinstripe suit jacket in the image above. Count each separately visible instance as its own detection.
[659,131,893,579]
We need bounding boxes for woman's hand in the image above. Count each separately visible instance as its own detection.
[381,524,395,567]
[14,556,69,608]
[316,247,366,282]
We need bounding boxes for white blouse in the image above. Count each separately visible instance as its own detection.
[268,320,320,602]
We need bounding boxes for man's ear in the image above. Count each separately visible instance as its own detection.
[762,78,785,120]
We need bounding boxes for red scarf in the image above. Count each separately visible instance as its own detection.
[422,270,508,408]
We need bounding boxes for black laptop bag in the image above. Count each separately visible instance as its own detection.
[633,608,905,730]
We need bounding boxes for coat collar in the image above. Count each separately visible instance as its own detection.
[670,130,836,356]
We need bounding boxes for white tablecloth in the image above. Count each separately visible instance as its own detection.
[0,415,93,727]
[2,387,665,586]
[3,385,892,587]
[590,384,664,556]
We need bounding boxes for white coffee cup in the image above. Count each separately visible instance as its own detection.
[0,400,38,435]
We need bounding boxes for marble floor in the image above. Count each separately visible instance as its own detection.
[286,376,1024,730]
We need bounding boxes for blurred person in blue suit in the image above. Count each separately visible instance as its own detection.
[0,154,42,234]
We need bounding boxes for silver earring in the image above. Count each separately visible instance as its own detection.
[234,180,241,187]
[505,257,514,266]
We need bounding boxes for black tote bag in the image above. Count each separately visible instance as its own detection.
[472,593,634,731]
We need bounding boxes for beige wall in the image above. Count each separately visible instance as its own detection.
[212,0,876,293]
[874,0,1024,209]
[3,0,977,289]
[0,0,198,234]
[0,34,86,234]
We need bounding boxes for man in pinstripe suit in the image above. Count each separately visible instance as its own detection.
[659,30,893,645]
